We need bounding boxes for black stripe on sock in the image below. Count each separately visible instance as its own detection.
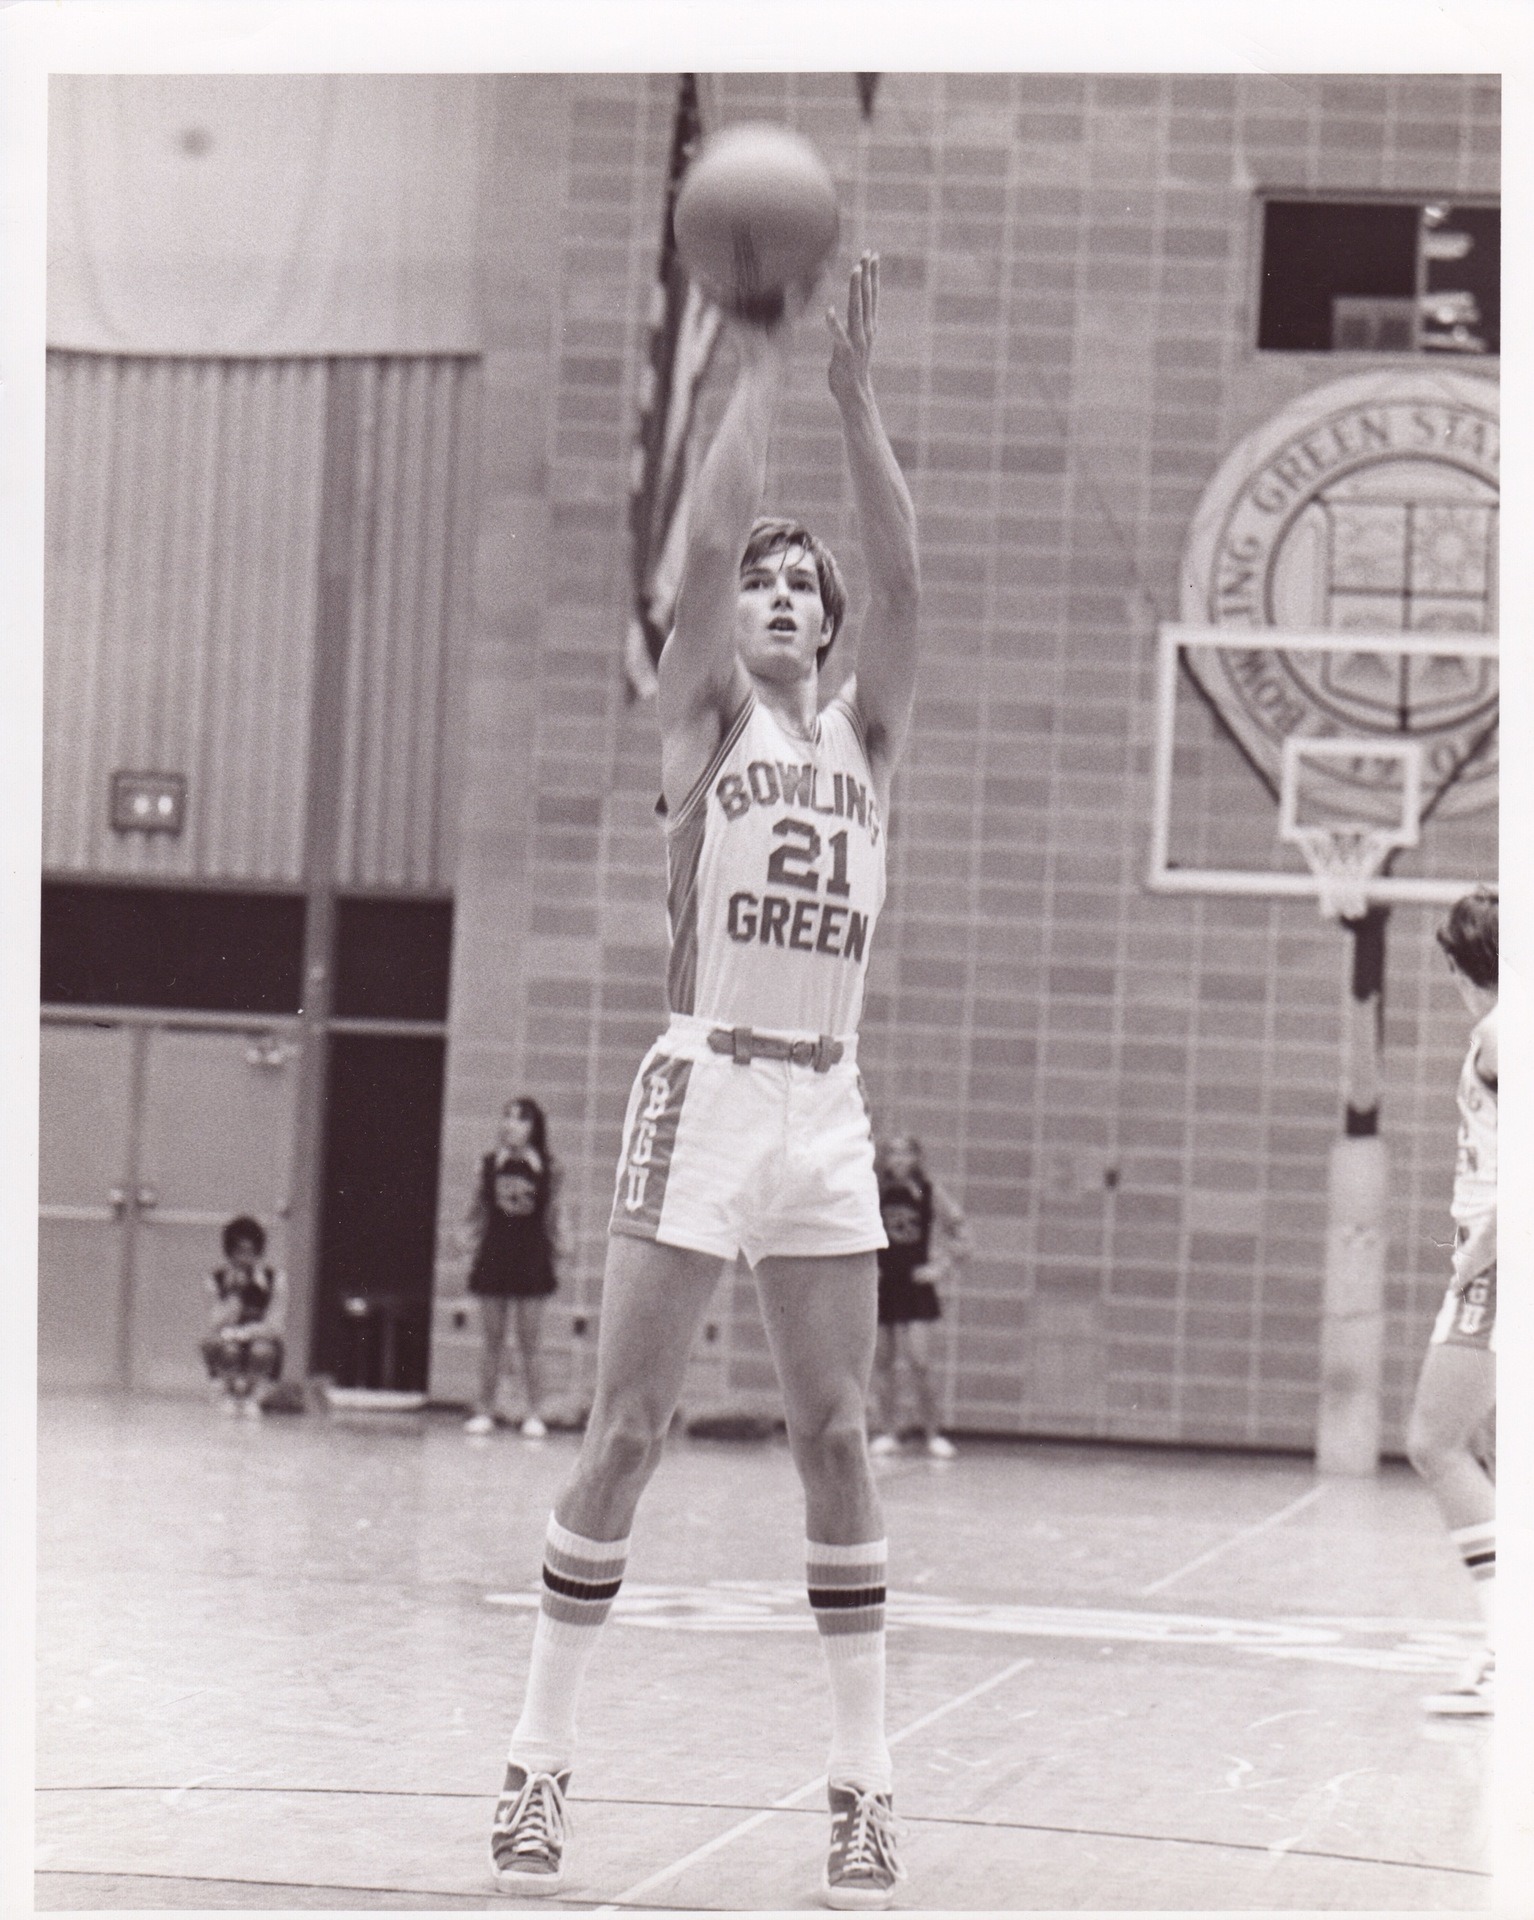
[1462,1549,1495,1571]
[807,1584,886,1610]
[543,1567,624,1603]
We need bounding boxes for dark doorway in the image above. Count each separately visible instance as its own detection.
[312,1033,445,1390]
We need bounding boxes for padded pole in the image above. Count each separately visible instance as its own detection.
[1316,905,1390,1475]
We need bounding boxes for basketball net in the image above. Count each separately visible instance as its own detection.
[1288,825,1396,922]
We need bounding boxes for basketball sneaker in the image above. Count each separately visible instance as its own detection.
[925,1433,957,1459]
[464,1413,495,1436]
[822,1784,905,1909]
[489,1763,569,1892]
[1423,1646,1493,1716]
[520,1415,549,1439]
[868,1433,900,1458]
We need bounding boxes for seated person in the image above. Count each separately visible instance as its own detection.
[201,1214,287,1416]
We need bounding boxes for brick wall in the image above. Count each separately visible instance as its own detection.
[437,72,1498,1451]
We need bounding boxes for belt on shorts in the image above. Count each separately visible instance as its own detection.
[707,1026,844,1072]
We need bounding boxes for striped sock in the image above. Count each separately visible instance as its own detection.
[1450,1520,1495,1631]
[808,1536,891,1795]
[509,1516,629,1775]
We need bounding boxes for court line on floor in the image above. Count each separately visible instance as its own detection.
[1138,1483,1330,1597]
[595,1654,1034,1910]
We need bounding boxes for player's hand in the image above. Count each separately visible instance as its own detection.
[827,251,878,404]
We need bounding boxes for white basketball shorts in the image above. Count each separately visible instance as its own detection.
[607,1015,886,1267]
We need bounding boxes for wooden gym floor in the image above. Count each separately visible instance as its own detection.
[35,1394,1493,1912]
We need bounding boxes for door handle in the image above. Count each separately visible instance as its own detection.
[135,1185,160,1212]
[108,1186,129,1221]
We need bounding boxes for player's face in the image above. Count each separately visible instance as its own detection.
[734,545,832,681]
[499,1106,533,1151]
[228,1237,260,1272]
[1445,956,1495,1018]
[885,1138,919,1179]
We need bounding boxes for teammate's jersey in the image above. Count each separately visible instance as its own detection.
[664,693,886,1034]
[1451,1003,1497,1224]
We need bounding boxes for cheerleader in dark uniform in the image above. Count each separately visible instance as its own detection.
[462,1098,561,1437]
[869,1135,968,1458]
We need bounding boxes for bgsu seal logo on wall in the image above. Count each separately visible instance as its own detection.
[1180,370,1498,819]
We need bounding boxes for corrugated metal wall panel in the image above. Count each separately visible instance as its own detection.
[43,353,473,891]
[43,354,327,882]
[335,357,471,890]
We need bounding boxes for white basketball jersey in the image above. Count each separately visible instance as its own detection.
[1451,1003,1497,1224]
[665,694,886,1034]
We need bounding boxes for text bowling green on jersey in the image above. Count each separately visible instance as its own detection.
[666,699,888,1036]
[716,755,880,963]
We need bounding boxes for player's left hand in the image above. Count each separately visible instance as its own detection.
[827,251,878,403]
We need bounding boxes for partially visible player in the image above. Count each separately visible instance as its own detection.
[869,1134,968,1459]
[1406,886,1497,1715]
[486,253,919,1909]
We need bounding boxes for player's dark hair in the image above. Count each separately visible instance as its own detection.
[221,1214,266,1257]
[1436,887,1498,989]
[505,1095,551,1165]
[741,517,847,669]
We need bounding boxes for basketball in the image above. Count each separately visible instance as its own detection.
[674,122,839,324]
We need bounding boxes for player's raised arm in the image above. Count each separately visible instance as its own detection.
[826,253,920,787]
[658,319,789,809]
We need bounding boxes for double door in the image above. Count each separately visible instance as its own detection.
[39,1015,299,1392]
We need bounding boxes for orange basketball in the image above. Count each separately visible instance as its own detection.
[674,123,840,324]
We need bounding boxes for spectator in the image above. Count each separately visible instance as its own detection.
[201,1215,287,1418]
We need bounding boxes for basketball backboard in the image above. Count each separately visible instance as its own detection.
[1147,625,1497,909]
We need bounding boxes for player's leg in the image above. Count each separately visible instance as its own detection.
[869,1322,899,1453]
[1407,1339,1495,1528]
[204,1334,240,1412]
[755,1253,902,1907]
[904,1322,952,1456]
[1406,1336,1496,1712]
[492,1235,721,1891]
[469,1296,508,1432]
[1406,1338,1495,1599]
[514,1296,548,1436]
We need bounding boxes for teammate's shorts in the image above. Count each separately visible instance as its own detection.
[607,1015,886,1267]
[1431,1252,1497,1353]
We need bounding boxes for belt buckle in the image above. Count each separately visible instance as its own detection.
[788,1039,815,1067]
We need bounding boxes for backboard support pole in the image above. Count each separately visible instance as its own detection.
[1317,906,1389,1476]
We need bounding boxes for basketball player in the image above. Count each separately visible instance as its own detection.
[1405,887,1497,1714]
[488,253,918,1908]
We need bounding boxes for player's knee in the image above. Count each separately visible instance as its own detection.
[587,1398,669,1485]
[789,1409,869,1485]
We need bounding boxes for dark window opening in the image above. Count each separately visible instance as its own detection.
[332,895,454,1022]
[41,882,305,1013]
[1258,198,1499,356]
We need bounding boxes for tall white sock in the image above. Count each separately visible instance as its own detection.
[808,1536,892,1795]
[1450,1520,1495,1634]
[509,1516,629,1775]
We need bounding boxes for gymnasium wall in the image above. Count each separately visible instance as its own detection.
[443,71,1499,1453]
[42,351,475,891]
